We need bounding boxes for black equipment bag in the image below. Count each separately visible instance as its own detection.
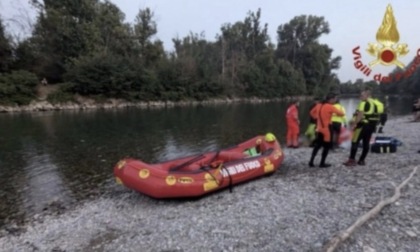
[371,137,397,153]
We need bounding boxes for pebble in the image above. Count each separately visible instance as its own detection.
[363,245,376,252]
[406,230,417,238]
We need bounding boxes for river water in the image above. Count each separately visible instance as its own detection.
[0,96,416,226]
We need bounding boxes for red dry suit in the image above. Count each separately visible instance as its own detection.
[310,103,344,142]
[286,104,299,147]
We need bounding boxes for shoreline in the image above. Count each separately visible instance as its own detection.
[0,96,313,113]
[0,116,419,251]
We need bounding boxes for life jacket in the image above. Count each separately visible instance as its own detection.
[362,98,379,123]
[331,103,346,124]
[372,98,384,114]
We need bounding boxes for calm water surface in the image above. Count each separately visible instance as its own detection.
[0,97,415,226]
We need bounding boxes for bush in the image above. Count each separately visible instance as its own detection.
[0,70,38,105]
[46,83,76,104]
[65,53,137,97]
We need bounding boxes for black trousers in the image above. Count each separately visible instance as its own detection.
[349,123,376,162]
[309,127,333,166]
[379,113,387,126]
[377,114,387,133]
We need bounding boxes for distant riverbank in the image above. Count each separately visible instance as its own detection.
[0,95,313,113]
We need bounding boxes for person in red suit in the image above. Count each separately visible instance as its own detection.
[286,99,300,148]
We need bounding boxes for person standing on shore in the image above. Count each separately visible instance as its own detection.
[286,99,300,148]
[331,99,346,149]
[343,88,377,166]
[308,93,344,168]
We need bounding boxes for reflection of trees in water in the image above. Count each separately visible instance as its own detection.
[19,144,72,214]
[0,114,66,226]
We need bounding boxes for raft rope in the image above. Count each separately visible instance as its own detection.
[221,165,233,193]
[200,161,234,193]
[201,162,224,186]
[207,150,234,192]
[209,150,221,164]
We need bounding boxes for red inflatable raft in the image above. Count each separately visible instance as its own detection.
[114,133,284,198]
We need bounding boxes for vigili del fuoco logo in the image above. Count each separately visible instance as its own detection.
[352,4,420,82]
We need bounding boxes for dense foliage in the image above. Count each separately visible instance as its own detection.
[379,55,420,95]
[2,0,400,104]
[0,70,38,105]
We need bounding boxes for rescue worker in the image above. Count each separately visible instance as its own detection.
[331,99,347,149]
[286,99,300,148]
[304,97,321,147]
[308,93,345,168]
[343,88,378,166]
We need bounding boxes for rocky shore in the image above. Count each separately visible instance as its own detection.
[0,96,311,113]
[1,116,419,252]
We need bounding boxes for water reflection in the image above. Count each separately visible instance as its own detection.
[0,97,416,227]
[156,133,219,161]
[20,144,72,213]
[340,98,359,122]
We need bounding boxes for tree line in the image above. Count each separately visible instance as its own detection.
[1,0,382,105]
[379,55,420,96]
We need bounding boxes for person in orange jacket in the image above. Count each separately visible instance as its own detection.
[308,93,345,168]
[286,99,300,148]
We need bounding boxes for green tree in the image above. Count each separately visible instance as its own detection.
[170,32,223,100]
[12,39,39,73]
[383,55,420,95]
[0,18,13,73]
[133,8,164,66]
[94,0,134,56]
[276,15,341,95]
[65,52,136,97]
[218,9,270,96]
[29,0,100,82]
[277,59,306,96]
[0,70,38,105]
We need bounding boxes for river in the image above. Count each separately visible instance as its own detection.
[0,96,416,226]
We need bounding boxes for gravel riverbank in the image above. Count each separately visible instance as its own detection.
[1,115,419,252]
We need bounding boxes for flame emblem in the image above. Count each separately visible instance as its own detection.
[366,4,409,68]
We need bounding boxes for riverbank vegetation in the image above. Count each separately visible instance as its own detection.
[1,0,419,107]
[1,0,340,106]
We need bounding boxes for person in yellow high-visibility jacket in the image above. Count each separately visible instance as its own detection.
[343,88,377,166]
[331,100,346,149]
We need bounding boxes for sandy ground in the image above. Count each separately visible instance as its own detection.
[0,115,419,252]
